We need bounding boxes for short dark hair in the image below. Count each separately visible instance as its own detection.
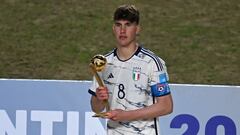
[113,5,140,24]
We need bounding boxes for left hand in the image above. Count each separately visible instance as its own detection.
[105,109,125,121]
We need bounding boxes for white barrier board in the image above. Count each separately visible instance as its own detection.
[0,79,239,135]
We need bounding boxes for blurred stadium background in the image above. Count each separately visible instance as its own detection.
[0,0,239,85]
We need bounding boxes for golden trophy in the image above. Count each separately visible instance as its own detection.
[89,54,110,118]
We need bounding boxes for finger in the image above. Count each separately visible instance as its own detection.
[105,112,112,118]
[97,86,106,90]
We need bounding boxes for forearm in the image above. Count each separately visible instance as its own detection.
[114,95,173,121]
[91,96,105,113]
[126,102,172,121]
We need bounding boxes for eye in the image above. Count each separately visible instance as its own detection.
[125,23,132,27]
[114,23,121,27]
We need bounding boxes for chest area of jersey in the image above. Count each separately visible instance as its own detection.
[103,58,152,104]
[103,59,149,83]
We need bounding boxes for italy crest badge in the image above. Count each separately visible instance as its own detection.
[132,67,141,81]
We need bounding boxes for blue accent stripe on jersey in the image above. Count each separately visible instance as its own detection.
[134,46,142,56]
[105,49,115,57]
[88,89,96,96]
[152,96,159,135]
[154,118,159,135]
[141,48,163,71]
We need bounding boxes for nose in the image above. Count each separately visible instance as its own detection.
[120,26,126,34]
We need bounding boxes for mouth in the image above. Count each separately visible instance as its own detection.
[119,35,127,40]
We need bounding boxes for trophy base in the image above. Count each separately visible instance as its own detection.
[92,112,109,118]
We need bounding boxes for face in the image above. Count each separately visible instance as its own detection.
[112,20,140,47]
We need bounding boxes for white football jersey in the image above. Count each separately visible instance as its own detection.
[89,46,171,135]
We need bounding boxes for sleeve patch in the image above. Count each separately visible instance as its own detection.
[159,73,167,83]
[151,83,170,97]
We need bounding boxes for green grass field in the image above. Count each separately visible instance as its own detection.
[0,0,239,85]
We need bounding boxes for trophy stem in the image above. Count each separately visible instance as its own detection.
[89,63,110,113]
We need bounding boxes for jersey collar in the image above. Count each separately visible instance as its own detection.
[113,46,142,62]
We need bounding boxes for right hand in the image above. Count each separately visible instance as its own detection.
[96,86,109,101]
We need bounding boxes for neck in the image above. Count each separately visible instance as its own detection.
[117,43,138,60]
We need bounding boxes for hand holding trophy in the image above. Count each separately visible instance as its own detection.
[89,54,110,118]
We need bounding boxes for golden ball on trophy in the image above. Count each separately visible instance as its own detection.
[91,55,107,72]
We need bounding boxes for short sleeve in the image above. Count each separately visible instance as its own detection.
[149,57,171,97]
[88,76,99,96]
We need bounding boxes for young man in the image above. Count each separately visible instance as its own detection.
[88,5,173,135]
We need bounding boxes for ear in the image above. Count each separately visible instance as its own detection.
[136,25,141,35]
[112,25,116,35]
[112,24,115,31]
